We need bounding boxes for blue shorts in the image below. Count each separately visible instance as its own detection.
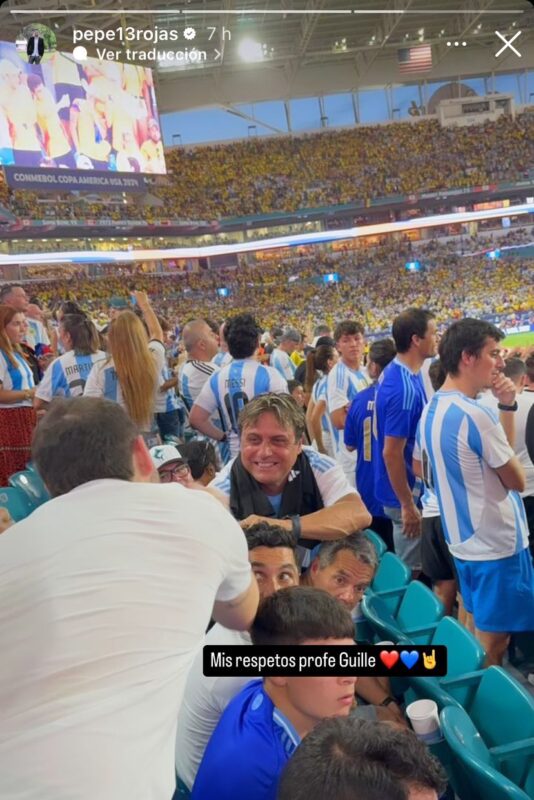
[454,548,534,633]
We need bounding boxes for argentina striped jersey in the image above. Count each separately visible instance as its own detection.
[0,349,35,407]
[417,390,528,560]
[212,351,232,368]
[326,361,370,468]
[155,365,181,414]
[312,375,340,447]
[36,350,105,401]
[270,348,296,380]
[194,358,288,458]
[25,318,50,350]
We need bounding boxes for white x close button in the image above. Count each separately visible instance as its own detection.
[495,30,522,58]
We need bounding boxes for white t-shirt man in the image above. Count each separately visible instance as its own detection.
[0,480,252,800]
[175,624,252,790]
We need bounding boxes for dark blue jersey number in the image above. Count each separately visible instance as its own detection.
[224,391,249,431]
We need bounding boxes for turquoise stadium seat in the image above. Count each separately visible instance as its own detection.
[441,706,533,800]
[369,552,411,614]
[395,581,444,641]
[404,616,486,709]
[363,529,387,560]
[0,486,33,522]
[9,469,50,509]
[361,592,403,641]
[466,667,534,788]
[362,581,444,644]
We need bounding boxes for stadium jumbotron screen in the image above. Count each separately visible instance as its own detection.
[0,41,165,190]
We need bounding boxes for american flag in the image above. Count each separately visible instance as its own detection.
[398,45,432,74]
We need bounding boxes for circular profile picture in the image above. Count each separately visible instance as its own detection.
[16,23,57,65]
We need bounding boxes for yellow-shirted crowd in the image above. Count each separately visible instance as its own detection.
[0,111,532,221]
[22,233,533,335]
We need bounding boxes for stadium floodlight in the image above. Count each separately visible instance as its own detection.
[238,37,264,62]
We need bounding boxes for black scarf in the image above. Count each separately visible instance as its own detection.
[229,451,324,550]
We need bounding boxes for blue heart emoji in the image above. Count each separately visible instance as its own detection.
[400,650,419,669]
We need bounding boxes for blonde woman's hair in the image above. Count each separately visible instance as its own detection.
[0,304,25,368]
[107,311,159,429]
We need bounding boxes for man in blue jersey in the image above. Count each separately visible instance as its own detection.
[373,308,437,574]
[209,393,372,566]
[191,586,356,800]
[270,329,300,380]
[190,314,288,458]
[417,319,533,666]
[327,320,370,487]
[344,338,396,551]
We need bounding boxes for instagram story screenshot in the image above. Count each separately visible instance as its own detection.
[0,1,533,800]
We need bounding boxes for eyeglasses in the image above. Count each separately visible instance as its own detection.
[159,462,190,483]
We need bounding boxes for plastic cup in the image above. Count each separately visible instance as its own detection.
[406,699,442,744]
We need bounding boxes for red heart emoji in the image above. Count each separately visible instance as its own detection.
[379,650,399,669]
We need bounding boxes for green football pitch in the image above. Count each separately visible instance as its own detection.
[502,331,534,349]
